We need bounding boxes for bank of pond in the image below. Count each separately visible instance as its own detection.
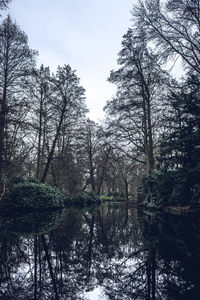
[0,177,101,211]
[1,170,200,213]
[0,177,132,212]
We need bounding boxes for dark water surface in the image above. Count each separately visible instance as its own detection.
[0,203,200,299]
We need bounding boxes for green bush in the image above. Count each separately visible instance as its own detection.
[6,176,26,187]
[107,191,113,197]
[143,167,200,207]
[99,194,113,201]
[64,190,100,206]
[143,170,176,207]
[170,167,200,204]
[113,191,122,197]
[2,178,64,209]
[107,191,122,197]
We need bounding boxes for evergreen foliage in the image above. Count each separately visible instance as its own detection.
[143,168,200,207]
[160,75,200,170]
[2,178,65,209]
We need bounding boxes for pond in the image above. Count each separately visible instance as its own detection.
[0,203,200,299]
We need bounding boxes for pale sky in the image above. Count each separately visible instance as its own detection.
[7,0,134,121]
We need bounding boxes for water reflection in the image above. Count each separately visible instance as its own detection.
[0,204,200,299]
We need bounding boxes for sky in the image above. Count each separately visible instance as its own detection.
[6,0,134,121]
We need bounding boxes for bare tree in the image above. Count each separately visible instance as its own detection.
[0,16,36,185]
[24,65,54,180]
[0,0,11,10]
[41,65,86,183]
[105,29,168,173]
[133,0,200,74]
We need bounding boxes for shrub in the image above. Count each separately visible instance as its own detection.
[64,190,100,206]
[2,178,64,209]
[143,167,200,207]
[6,176,25,187]
[113,191,122,197]
[99,194,113,202]
[143,170,175,207]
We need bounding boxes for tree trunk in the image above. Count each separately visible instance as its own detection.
[142,103,150,172]
[36,91,43,180]
[0,68,8,188]
[147,97,154,173]
[124,178,129,201]
[41,99,67,183]
[97,148,110,195]
[89,151,96,192]
[88,131,96,192]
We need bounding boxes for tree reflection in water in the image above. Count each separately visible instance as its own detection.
[0,204,200,299]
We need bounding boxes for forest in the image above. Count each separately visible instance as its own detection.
[0,0,200,209]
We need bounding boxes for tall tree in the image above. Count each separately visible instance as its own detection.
[49,113,87,191]
[0,16,36,185]
[105,29,168,173]
[41,65,87,183]
[78,120,111,194]
[24,65,53,180]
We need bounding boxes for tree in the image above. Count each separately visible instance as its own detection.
[24,65,53,180]
[105,151,136,199]
[85,119,98,192]
[48,113,88,192]
[41,65,87,183]
[77,120,112,194]
[0,0,11,10]
[105,29,168,173]
[0,16,36,185]
[160,74,200,170]
[133,0,200,74]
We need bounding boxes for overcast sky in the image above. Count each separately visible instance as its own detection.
[7,0,134,121]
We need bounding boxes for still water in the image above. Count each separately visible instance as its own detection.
[0,203,200,299]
